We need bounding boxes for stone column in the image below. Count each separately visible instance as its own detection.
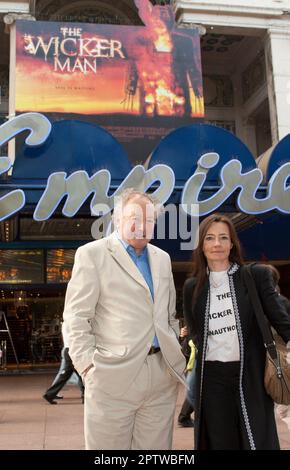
[264,28,290,143]
[241,117,257,157]
[3,12,35,166]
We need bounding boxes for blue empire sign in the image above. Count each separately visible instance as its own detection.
[0,112,290,222]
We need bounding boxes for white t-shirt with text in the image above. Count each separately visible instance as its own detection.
[206,270,240,362]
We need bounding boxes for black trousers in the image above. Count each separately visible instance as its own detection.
[45,347,84,399]
[202,361,246,450]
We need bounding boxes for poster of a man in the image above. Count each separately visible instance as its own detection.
[125,0,203,117]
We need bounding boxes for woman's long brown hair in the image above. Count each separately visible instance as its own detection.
[192,213,244,307]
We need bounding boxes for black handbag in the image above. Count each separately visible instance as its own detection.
[242,265,290,405]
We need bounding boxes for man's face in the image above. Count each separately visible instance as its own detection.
[119,196,155,252]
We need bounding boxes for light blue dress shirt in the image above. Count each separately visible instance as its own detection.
[118,235,159,348]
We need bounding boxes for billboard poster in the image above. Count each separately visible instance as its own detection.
[15,0,204,164]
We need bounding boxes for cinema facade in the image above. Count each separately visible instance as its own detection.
[0,0,290,366]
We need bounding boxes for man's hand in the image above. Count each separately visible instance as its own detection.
[82,364,93,378]
[286,341,290,365]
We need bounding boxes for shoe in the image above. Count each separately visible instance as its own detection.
[43,394,57,405]
[55,395,63,399]
[178,418,194,428]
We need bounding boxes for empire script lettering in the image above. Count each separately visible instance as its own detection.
[0,112,290,222]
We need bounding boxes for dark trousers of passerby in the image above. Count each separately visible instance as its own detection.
[44,347,84,403]
[178,367,195,427]
[178,398,194,425]
[202,361,244,450]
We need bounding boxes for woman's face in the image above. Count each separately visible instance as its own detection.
[202,221,233,264]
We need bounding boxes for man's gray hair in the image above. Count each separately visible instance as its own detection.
[113,188,163,226]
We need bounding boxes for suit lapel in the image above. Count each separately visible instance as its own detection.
[107,232,152,297]
[147,243,160,298]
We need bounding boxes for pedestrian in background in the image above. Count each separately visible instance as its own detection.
[43,322,84,405]
[177,325,195,427]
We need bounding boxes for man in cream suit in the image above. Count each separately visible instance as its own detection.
[63,189,186,450]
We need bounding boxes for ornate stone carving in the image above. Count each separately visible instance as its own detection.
[36,0,140,24]
[203,75,234,107]
[205,119,236,134]
[242,52,266,102]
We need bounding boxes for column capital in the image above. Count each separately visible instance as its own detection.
[3,12,35,32]
[176,20,206,36]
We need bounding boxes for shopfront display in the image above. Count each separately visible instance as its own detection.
[0,249,76,364]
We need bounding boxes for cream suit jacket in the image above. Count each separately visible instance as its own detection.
[63,232,186,396]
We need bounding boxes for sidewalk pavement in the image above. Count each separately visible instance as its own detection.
[0,374,289,450]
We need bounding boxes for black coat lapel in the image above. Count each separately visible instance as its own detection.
[232,268,252,341]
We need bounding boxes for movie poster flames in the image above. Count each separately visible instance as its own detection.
[15,0,204,163]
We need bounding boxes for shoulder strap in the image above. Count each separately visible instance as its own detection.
[241,265,278,362]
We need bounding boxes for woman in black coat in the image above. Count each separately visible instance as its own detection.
[184,213,290,450]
